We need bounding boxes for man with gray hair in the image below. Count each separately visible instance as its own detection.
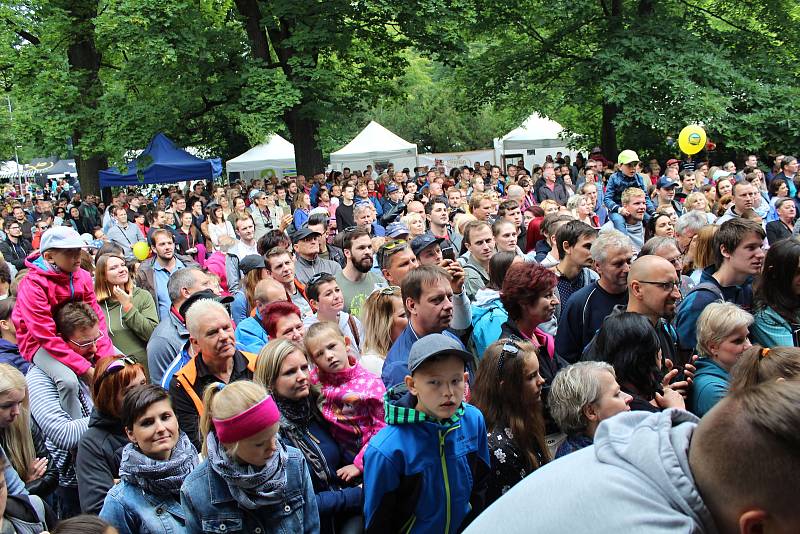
[674,210,707,255]
[146,267,214,384]
[169,298,257,450]
[555,230,633,363]
[468,380,800,533]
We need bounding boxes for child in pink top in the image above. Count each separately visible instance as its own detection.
[305,321,385,481]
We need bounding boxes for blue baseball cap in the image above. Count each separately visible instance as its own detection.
[656,176,679,189]
[386,221,410,238]
[411,233,444,257]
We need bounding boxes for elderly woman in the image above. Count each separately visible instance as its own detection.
[690,302,753,417]
[549,361,632,458]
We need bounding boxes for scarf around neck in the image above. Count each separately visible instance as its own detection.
[206,431,288,510]
[119,432,198,498]
[274,394,331,487]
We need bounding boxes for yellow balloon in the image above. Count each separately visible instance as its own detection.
[678,125,707,155]
[132,241,150,261]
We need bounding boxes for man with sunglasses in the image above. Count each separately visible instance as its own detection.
[291,226,341,286]
[0,219,32,271]
[335,227,386,317]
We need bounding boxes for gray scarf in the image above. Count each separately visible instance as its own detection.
[206,432,288,510]
[119,432,198,498]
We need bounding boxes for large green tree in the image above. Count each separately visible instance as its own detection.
[461,0,800,159]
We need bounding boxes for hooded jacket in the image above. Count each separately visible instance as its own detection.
[470,289,508,359]
[13,254,114,375]
[688,358,730,417]
[464,409,716,534]
[0,339,29,374]
[75,409,129,514]
[363,387,490,534]
[603,170,656,215]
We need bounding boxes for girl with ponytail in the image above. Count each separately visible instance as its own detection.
[182,380,320,533]
[730,345,800,392]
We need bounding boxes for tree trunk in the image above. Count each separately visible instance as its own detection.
[284,107,324,177]
[601,102,619,160]
[63,0,105,197]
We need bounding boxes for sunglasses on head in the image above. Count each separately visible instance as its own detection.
[94,356,137,389]
[497,339,521,377]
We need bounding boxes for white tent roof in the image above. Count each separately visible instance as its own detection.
[499,114,565,150]
[330,121,417,163]
[226,134,296,172]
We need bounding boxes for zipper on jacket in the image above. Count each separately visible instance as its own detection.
[439,425,459,533]
[402,514,416,533]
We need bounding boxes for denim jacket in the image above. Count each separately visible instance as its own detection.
[180,446,320,534]
[100,481,186,534]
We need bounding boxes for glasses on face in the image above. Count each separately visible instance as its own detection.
[95,356,136,388]
[638,280,680,291]
[497,339,521,377]
[68,330,105,348]
[665,255,683,267]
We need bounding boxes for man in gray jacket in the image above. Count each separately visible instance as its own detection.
[466,380,800,533]
[106,205,145,258]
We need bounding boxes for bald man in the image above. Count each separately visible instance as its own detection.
[234,278,286,353]
[467,380,800,533]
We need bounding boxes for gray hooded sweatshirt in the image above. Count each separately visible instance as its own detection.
[465,409,719,533]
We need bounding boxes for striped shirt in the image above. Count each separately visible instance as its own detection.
[26,366,92,487]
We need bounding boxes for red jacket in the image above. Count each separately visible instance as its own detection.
[12,253,114,375]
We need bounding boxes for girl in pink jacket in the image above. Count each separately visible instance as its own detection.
[12,227,114,418]
[305,321,386,482]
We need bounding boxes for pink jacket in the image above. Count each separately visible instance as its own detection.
[310,361,386,470]
[12,253,114,375]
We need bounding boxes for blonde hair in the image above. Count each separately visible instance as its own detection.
[696,302,753,357]
[539,199,559,213]
[304,322,345,357]
[730,346,800,392]
[361,287,402,357]
[401,212,424,229]
[686,192,708,212]
[0,364,35,481]
[94,253,134,302]
[692,225,719,270]
[621,187,646,205]
[255,339,308,392]
[199,380,268,456]
[454,213,477,235]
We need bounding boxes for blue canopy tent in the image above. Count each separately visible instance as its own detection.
[99,132,221,187]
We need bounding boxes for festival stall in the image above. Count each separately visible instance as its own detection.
[226,134,296,180]
[494,114,576,170]
[330,121,418,172]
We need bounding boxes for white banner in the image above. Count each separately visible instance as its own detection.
[418,149,495,173]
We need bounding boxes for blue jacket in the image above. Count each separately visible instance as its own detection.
[0,339,29,374]
[675,267,754,352]
[230,290,249,326]
[363,388,490,533]
[688,358,729,417]
[235,311,269,354]
[100,480,186,534]
[603,170,655,215]
[751,306,796,348]
[382,324,464,388]
[180,446,320,534]
[470,294,508,360]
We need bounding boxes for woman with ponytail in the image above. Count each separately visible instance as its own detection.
[730,345,800,392]
[0,364,57,498]
[99,384,197,534]
[181,380,320,533]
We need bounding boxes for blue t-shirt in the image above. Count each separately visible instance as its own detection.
[153,258,186,321]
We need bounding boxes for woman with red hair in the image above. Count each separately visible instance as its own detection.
[75,356,147,514]
[500,262,566,391]
[262,301,305,344]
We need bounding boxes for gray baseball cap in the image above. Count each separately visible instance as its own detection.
[407,333,473,374]
[40,226,87,253]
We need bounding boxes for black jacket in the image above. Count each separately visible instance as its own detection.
[75,409,129,514]
[766,219,793,245]
[0,237,32,271]
[0,418,59,499]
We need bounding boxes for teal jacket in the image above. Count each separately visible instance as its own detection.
[688,358,729,417]
[470,291,508,360]
[234,310,269,354]
[751,306,796,348]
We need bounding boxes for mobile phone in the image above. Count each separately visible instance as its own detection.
[441,246,456,261]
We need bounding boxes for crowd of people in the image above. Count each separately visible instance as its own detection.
[0,148,796,532]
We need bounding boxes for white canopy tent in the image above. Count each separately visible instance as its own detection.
[226,134,297,180]
[330,121,418,172]
[494,113,576,169]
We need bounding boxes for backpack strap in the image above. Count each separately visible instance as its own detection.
[346,314,361,348]
[685,281,725,303]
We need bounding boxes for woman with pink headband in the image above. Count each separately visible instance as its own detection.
[180,380,320,533]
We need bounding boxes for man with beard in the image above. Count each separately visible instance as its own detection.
[555,231,633,363]
[136,228,199,321]
[169,298,257,451]
[335,227,386,317]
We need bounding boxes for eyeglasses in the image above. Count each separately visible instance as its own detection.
[497,339,521,376]
[68,330,105,348]
[637,280,680,291]
[95,356,136,389]
[664,255,683,267]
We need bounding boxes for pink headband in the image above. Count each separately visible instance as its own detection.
[212,395,280,443]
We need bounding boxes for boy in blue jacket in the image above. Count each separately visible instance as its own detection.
[604,149,656,231]
[363,334,490,533]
